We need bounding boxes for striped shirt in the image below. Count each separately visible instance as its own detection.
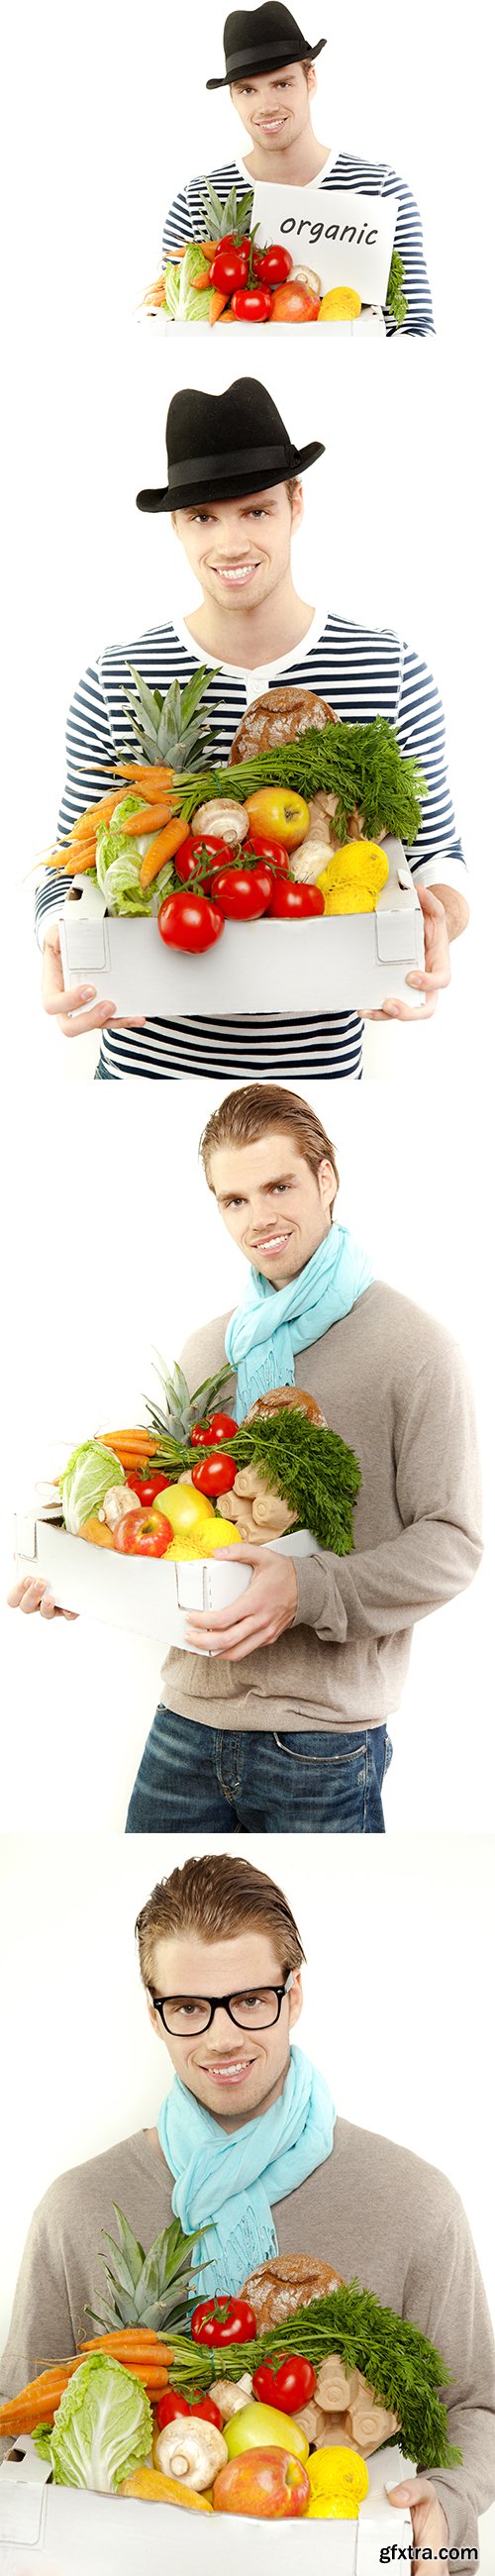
[36,610,464,1081]
[161,152,434,336]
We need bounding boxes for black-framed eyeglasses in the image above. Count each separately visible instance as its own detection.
[149,1974,293,2036]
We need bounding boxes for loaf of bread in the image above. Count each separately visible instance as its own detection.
[244,1387,327,1430]
[239,2252,345,2328]
[229,687,337,764]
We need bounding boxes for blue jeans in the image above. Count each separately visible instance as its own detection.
[125,1706,393,1834]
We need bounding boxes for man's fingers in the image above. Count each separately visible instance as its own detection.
[7,1576,77,1619]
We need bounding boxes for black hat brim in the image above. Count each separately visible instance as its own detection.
[206,34,326,84]
[137,440,325,514]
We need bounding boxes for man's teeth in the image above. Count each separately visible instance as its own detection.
[213,566,258,584]
[255,1234,290,1252]
[203,2060,252,2079]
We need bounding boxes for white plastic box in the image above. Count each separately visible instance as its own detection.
[158,313,386,338]
[14,1515,315,1655]
[0,2437,414,2573]
[59,840,425,1018]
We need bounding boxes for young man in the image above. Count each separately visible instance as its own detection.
[1,1852,494,2570]
[38,377,468,1082]
[10,1085,482,1833]
[161,3,435,337]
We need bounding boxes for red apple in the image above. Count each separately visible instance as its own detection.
[213,2445,310,2519]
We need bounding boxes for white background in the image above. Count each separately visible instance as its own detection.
[0,1829,494,2562]
[2,1079,493,1835]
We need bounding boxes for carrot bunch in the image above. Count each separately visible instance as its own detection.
[45,763,187,888]
[0,2330,172,2438]
[95,1428,160,1476]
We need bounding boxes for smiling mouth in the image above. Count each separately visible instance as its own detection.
[198,2058,256,2084]
[251,1232,293,1256]
[255,116,289,132]
[210,563,262,587]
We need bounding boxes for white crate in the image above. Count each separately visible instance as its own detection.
[0,2437,414,2572]
[59,841,425,1018]
[156,312,386,337]
[14,1515,315,1654]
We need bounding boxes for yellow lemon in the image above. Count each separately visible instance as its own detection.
[320,841,389,892]
[323,885,376,914]
[320,287,361,321]
[196,1517,243,1553]
[154,1482,215,1535]
[307,2496,359,2519]
[308,2447,369,2506]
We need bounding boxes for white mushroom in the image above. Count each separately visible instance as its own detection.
[213,2374,253,2419]
[191,799,249,845]
[100,1483,139,1529]
[154,2418,228,2491]
[289,263,322,295]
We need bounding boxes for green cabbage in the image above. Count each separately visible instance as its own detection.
[60,1440,124,1534]
[33,2354,152,2492]
[95,796,174,916]
[165,241,217,324]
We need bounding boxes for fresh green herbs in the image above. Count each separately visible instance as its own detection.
[165,2284,461,2473]
[175,716,426,846]
[147,1400,361,1557]
[386,249,408,328]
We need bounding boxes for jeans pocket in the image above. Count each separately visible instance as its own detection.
[272,1730,367,1768]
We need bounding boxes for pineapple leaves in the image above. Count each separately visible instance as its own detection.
[201,179,253,242]
[102,2208,146,2291]
[123,663,221,774]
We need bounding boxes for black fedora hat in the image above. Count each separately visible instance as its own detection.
[206,3,326,88]
[137,377,325,515]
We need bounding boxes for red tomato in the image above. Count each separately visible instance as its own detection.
[127,1473,171,1505]
[189,1420,211,1448]
[190,2396,224,2429]
[208,864,272,921]
[191,2297,257,2347]
[210,248,248,293]
[253,244,293,286]
[174,835,235,887]
[270,282,321,322]
[157,891,224,953]
[252,2357,317,2412]
[268,879,325,918]
[155,2391,190,2430]
[114,1508,172,1557]
[204,1412,239,1444]
[192,1455,237,1496]
[246,832,290,874]
[231,286,273,323]
[217,233,251,256]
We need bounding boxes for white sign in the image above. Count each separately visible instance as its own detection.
[251,182,398,307]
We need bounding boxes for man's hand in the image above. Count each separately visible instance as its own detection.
[42,922,146,1038]
[362,884,451,1022]
[7,1575,77,1621]
[184,1544,298,1663]
[388,2474,449,2568]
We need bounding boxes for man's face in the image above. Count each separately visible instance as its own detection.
[174,484,303,616]
[208,1127,337,1284]
[148,1928,302,2124]
[231,60,316,151]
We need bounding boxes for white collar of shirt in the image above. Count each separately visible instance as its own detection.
[239,147,341,188]
[171,603,328,694]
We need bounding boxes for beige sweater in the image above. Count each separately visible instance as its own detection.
[1,2115,494,2562]
[161,1282,482,1729]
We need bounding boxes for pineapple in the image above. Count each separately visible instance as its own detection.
[85,2206,202,2336]
[124,663,221,773]
[200,177,253,247]
[144,1353,236,1472]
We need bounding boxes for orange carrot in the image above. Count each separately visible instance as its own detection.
[209,291,229,327]
[72,795,120,837]
[67,842,98,875]
[122,803,173,838]
[140,817,189,888]
[95,1429,154,1451]
[200,242,220,260]
[112,763,174,790]
[79,2333,171,2360]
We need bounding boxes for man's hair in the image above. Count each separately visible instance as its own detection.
[136,1852,306,1987]
[200,1082,340,1204]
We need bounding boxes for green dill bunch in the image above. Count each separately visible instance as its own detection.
[386,249,408,328]
[174,715,427,845]
[228,1406,361,1555]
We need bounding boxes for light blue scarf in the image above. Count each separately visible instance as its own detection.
[158,2046,336,2300]
[225,1224,373,1421]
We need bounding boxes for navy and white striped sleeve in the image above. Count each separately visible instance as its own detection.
[34,662,116,946]
[383,169,435,337]
[395,644,466,892]
[161,183,197,266]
